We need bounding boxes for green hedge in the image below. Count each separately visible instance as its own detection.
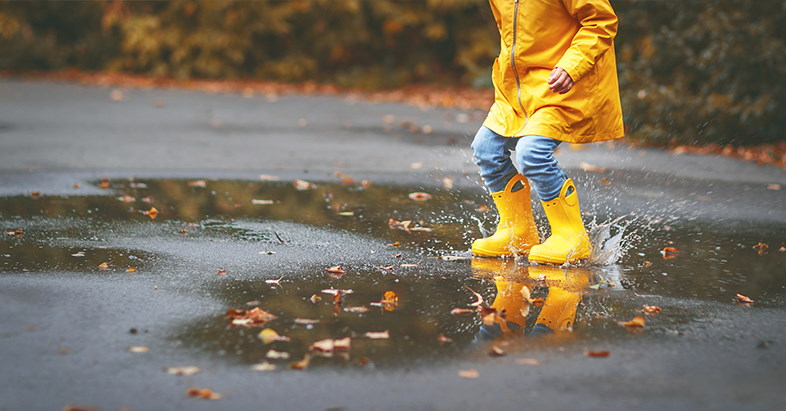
[1,0,783,146]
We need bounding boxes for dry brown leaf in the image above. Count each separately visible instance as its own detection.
[464,286,485,307]
[381,290,399,311]
[309,294,322,304]
[619,316,646,328]
[293,179,316,191]
[489,346,506,357]
[294,318,320,325]
[165,366,201,376]
[186,387,222,400]
[325,265,346,275]
[377,265,394,270]
[458,369,479,379]
[290,354,311,370]
[585,350,610,358]
[188,180,207,188]
[661,247,680,259]
[365,330,390,339]
[217,269,227,275]
[311,339,335,352]
[400,263,419,268]
[735,293,754,304]
[98,262,110,270]
[146,207,159,220]
[226,307,277,327]
[753,242,769,255]
[641,305,662,315]
[71,252,85,257]
[251,199,274,205]
[450,307,476,315]
[408,192,433,201]
[251,362,276,371]
[98,178,111,189]
[766,183,781,190]
[265,349,290,360]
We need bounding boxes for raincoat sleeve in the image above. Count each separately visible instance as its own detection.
[556,0,618,83]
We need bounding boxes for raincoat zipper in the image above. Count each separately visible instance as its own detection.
[510,0,529,122]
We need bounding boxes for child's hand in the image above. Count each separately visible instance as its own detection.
[548,67,574,94]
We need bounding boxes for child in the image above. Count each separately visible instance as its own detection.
[471,0,624,264]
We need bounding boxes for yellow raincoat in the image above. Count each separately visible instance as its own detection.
[483,0,624,143]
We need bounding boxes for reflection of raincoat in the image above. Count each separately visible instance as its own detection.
[484,0,624,143]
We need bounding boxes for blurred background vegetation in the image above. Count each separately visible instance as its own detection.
[0,0,783,147]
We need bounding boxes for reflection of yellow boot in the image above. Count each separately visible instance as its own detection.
[528,265,589,334]
[470,257,522,281]
[528,179,591,264]
[472,174,540,258]
[490,277,529,336]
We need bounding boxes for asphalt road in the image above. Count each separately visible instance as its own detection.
[1,78,785,411]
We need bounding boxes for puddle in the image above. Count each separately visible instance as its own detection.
[1,177,784,369]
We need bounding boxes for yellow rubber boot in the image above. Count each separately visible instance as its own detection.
[472,174,540,258]
[528,179,591,264]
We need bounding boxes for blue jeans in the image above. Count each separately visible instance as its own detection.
[471,126,567,201]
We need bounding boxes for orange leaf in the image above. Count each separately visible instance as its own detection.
[186,387,222,400]
[146,207,159,220]
[619,316,646,328]
[98,262,110,270]
[325,265,346,275]
[290,354,311,370]
[226,307,277,327]
[217,269,227,275]
[408,192,433,201]
[489,346,506,357]
[641,305,662,315]
[293,179,316,191]
[661,247,680,259]
[127,267,137,272]
[735,294,754,304]
[586,350,610,358]
[381,290,399,311]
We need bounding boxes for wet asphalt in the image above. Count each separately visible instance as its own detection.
[1,78,785,411]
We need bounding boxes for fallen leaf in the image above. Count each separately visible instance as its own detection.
[325,265,346,275]
[71,252,85,257]
[188,180,207,188]
[381,290,399,311]
[515,358,540,365]
[309,294,322,304]
[127,267,137,272]
[217,269,227,275]
[766,183,781,190]
[259,174,280,181]
[579,162,608,173]
[365,330,390,339]
[437,334,453,344]
[186,387,222,400]
[251,199,274,205]
[265,349,290,360]
[376,265,394,270]
[735,293,754,304]
[177,228,189,233]
[258,328,290,344]
[290,354,310,370]
[585,350,610,358]
[226,307,277,327]
[450,308,476,315]
[661,247,680,259]
[619,316,646,328]
[98,262,110,270]
[779,246,786,252]
[165,366,201,376]
[321,288,353,296]
[117,195,135,203]
[128,346,149,353]
[311,339,335,353]
[337,211,354,216]
[408,192,433,201]
[98,178,111,189]
[146,207,159,220]
[293,179,316,191]
[753,242,768,255]
[641,305,662,315]
[251,362,276,371]
[458,369,479,379]
[489,346,506,357]
[294,318,320,325]
[400,263,418,268]
[265,276,284,285]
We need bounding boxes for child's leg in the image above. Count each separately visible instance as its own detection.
[471,126,519,193]
[470,127,539,257]
[516,136,591,264]
[514,135,567,201]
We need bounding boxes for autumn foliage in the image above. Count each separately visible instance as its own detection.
[0,0,784,147]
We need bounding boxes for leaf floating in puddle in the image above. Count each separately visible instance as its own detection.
[450,308,475,315]
[388,219,434,233]
[187,180,207,188]
[71,252,85,257]
[344,306,370,313]
[186,387,222,400]
[464,286,484,307]
[265,349,290,360]
[128,346,149,353]
[145,207,159,219]
[311,337,351,356]
[98,262,110,271]
[251,199,274,205]
[226,307,277,327]
[258,328,290,344]
[290,354,311,370]
[585,350,610,358]
[365,330,390,339]
[251,362,276,371]
[458,369,479,379]
[293,179,316,191]
[309,294,322,304]
[325,265,346,276]
[619,316,646,329]
[408,192,433,201]
[380,291,399,311]
[165,366,201,376]
[660,247,680,259]
[735,294,754,304]
[294,318,320,325]
[489,346,506,357]
[753,242,768,255]
[641,305,662,315]
[259,174,280,181]
[127,267,137,273]
[265,276,284,285]
[321,288,353,296]
[217,269,227,275]
[117,195,135,203]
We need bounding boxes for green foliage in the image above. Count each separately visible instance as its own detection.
[0,0,783,146]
